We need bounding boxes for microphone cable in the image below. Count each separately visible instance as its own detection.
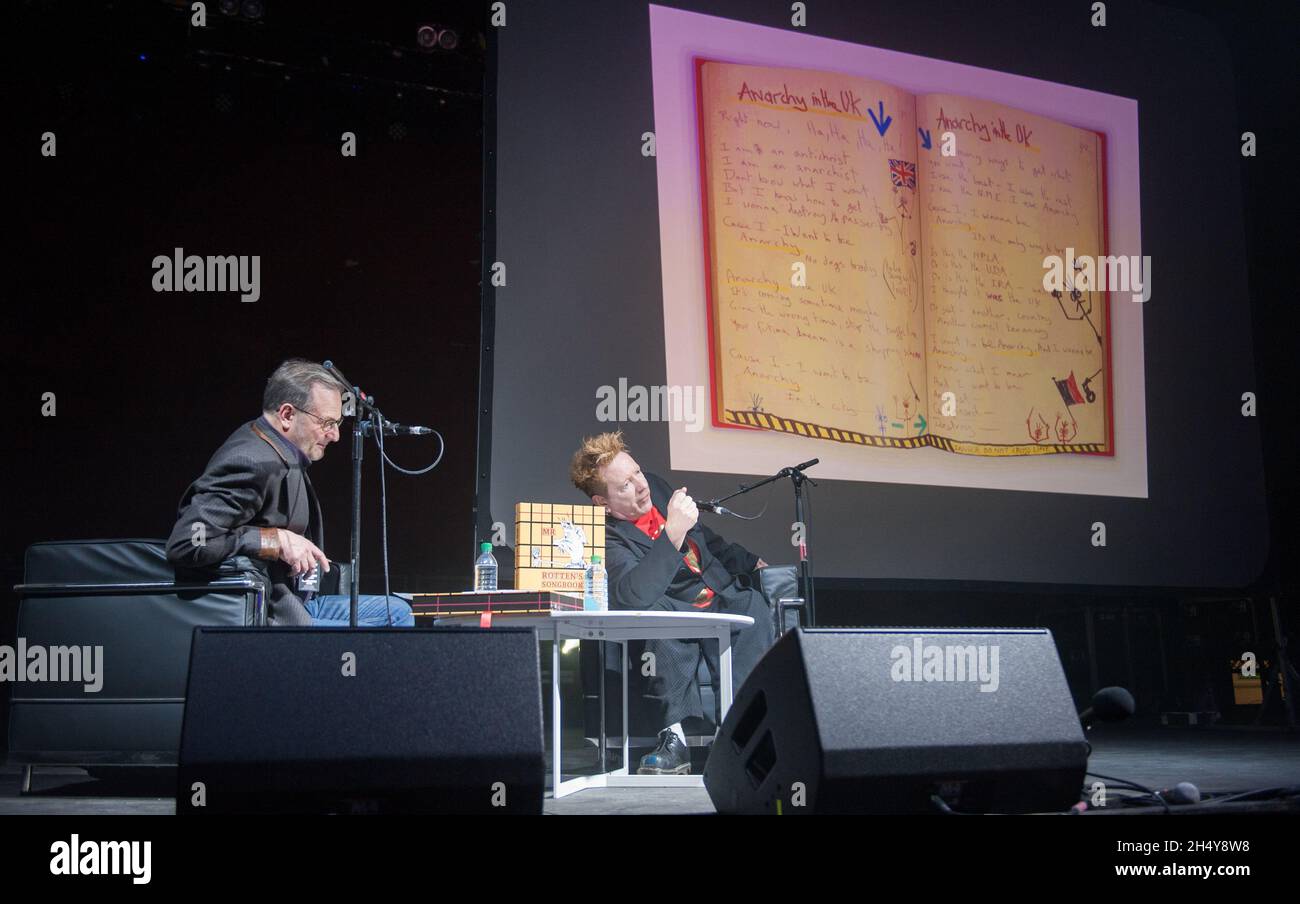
[377,423,445,475]
[704,478,778,521]
[369,410,447,625]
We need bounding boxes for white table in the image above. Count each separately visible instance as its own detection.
[446,610,754,798]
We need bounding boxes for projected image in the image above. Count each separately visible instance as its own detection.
[651,6,1146,496]
[697,61,1113,458]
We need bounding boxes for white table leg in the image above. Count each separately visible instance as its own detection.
[719,627,734,720]
[552,622,562,796]
[621,639,630,773]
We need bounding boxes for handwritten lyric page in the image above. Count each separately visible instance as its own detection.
[697,61,1112,457]
[698,61,926,444]
[918,94,1110,454]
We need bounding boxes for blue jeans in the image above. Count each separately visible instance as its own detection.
[306,594,414,627]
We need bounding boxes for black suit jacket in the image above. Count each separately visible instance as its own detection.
[604,472,761,613]
[166,418,324,625]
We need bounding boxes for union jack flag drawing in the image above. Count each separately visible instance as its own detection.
[889,159,916,189]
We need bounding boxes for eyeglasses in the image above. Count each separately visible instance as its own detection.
[291,405,344,432]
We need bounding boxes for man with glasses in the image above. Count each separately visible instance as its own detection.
[166,359,414,627]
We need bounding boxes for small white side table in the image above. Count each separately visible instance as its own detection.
[445,610,754,798]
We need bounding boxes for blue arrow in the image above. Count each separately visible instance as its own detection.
[867,101,892,137]
[918,128,932,150]
[914,413,927,433]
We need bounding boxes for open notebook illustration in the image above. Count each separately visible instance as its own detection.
[697,59,1113,457]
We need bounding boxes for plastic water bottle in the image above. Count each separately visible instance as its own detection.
[584,554,608,611]
[474,542,498,591]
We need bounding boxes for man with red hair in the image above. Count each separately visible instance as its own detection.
[570,432,774,775]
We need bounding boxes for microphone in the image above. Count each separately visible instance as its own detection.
[378,421,433,436]
[1155,782,1202,805]
[1079,686,1136,728]
[323,362,427,435]
[779,457,820,474]
[322,359,375,409]
[697,500,735,516]
[321,359,351,391]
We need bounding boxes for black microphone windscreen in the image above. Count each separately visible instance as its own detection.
[1093,686,1136,721]
[1158,782,1201,805]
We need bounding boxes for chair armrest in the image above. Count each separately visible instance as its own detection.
[757,565,799,606]
[14,577,263,597]
[15,574,269,627]
[757,564,803,635]
[15,539,270,625]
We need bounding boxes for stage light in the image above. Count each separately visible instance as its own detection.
[241,0,265,20]
[416,24,459,53]
[218,0,240,15]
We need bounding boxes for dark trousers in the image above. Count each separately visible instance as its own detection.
[645,587,775,728]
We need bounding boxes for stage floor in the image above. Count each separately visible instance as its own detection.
[2,723,1297,815]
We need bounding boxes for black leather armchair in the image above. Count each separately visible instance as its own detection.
[8,539,270,789]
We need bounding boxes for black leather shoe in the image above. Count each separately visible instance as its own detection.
[638,728,691,775]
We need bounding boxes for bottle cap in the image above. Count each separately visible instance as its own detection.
[591,554,601,564]
[480,542,492,553]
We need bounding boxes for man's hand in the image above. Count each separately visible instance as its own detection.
[276,529,330,577]
[756,558,769,568]
[664,487,699,550]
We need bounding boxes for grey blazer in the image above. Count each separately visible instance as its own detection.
[166,418,324,625]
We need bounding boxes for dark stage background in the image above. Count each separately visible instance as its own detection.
[8,1,486,587]
[4,0,1298,749]
[4,0,489,758]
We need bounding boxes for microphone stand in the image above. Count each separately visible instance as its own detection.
[704,459,819,626]
[325,361,380,629]
[325,360,439,628]
[347,397,377,628]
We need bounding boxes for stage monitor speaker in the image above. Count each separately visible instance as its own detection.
[703,628,1088,814]
[178,627,544,814]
